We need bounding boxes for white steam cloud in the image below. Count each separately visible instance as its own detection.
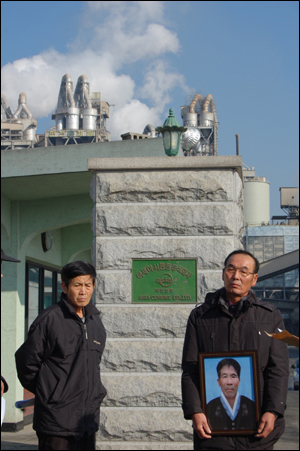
[1,1,188,140]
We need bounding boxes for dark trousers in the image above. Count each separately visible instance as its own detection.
[37,432,95,450]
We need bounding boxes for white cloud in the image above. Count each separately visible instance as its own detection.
[139,60,187,109]
[98,23,180,66]
[109,100,160,140]
[84,2,179,69]
[87,1,165,25]
[1,1,187,139]
[1,50,63,118]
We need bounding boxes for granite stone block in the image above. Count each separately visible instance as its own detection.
[98,306,193,338]
[101,339,183,373]
[98,409,193,442]
[95,237,235,270]
[95,204,234,236]
[95,170,234,204]
[96,272,130,304]
[101,374,182,408]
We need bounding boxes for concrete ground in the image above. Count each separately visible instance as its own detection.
[1,423,38,450]
[274,390,299,450]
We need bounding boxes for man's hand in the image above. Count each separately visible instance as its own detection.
[255,412,276,438]
[1,380,4,397]
[192,413,212,439]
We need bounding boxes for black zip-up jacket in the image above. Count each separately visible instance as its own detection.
[15,293,106,439]
[182,288,289,450]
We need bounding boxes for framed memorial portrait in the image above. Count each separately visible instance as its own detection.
[199,350,261,435]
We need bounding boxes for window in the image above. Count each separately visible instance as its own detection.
[25,262,61,334]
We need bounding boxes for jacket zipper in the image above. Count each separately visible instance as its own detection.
[83,321,89,433]
[84,323,88,340]
[210,332,215,350]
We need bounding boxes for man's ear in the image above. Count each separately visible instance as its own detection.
[251,273,258,287]
[61,281,68,294]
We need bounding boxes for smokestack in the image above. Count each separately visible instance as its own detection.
[235,134,239,155]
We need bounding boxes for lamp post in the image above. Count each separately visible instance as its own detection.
[156,108,187,157]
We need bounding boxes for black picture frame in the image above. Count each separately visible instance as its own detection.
[199,350,261,435]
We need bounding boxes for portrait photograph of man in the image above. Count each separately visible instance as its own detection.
[202,355,259,434]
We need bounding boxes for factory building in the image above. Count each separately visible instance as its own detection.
[180,92,218,156]
[242,168,299,335]
[1,92,37,150]
[44,74,111,146]
[1,74,111,151]
[243,217,299,337]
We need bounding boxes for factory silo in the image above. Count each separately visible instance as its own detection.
[243,177,270,226]
[66,107,80,130]
[83,108,97,131]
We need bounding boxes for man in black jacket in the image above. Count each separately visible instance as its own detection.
[182,250,289,450]
[15,261,106,450]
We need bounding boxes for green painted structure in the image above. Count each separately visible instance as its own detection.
[1,137,176,429]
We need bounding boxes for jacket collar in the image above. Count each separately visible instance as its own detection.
[203,287,274,313]
[60,292,100,318]
[206,287,258,305]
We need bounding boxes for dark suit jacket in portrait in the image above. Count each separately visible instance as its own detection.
[206,395,256,431]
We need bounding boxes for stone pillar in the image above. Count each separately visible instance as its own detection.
[88,156,244,450]
[1,201,25,429]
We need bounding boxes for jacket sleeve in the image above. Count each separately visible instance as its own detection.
[15,318,51,394]
[181,310,202,419]
[262,308,289,417]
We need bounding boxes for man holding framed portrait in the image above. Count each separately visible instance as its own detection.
[181,250,289,450]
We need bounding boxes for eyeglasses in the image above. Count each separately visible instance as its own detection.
[224,265,254,278]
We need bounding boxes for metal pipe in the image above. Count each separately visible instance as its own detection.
[74,75,92,108]
[189,94,203,113]
[57,74,75,109]
[143,124,156,137]
[202,94,218,125]
[235,134,239,155]
[1,93,13,119]
[202,94,214,112]
[13,92,33,118]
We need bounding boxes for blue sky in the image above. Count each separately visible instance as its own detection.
[1,1,299,217]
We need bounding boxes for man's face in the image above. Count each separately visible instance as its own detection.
[218,365,240,401]
[61,275,95,314]
[222,253,258,300]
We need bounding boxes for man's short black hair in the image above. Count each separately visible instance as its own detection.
[217,358,241,379]
[224,250,260,274]
[61,261,96,288]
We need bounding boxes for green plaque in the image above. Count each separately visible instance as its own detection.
[132,259,197,303]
